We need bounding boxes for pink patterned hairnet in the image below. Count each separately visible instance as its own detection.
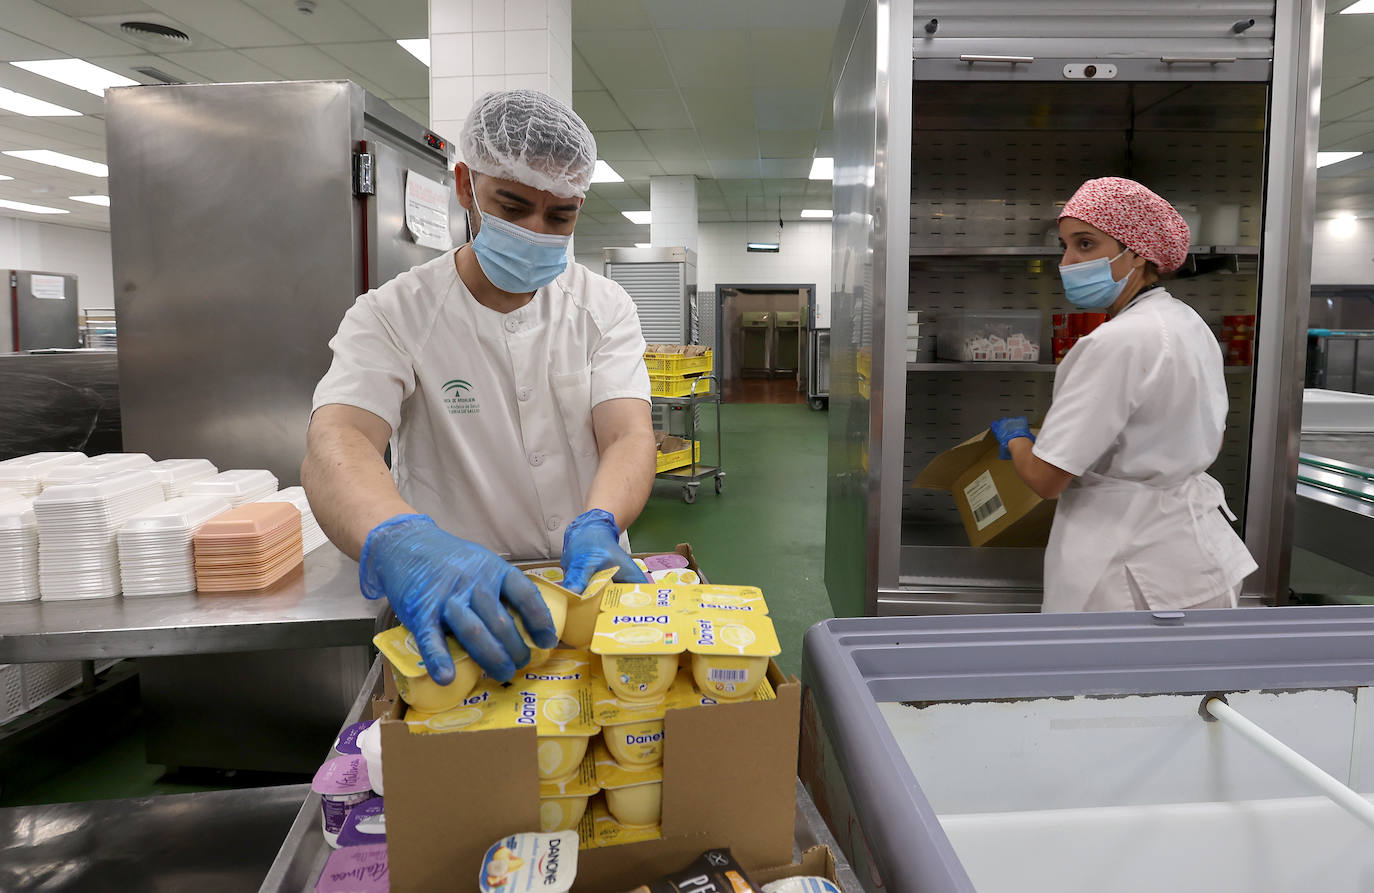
[1060,177,1192,273]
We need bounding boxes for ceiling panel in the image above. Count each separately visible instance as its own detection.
[0,115,106,149]
[756,129,818,158]
[1321,122,1374,147]
[594,129,653,160]
[317,40,429,97]
[697,126,759,160]
[341,0,427,40]
[240,45,376,89]
[1323,76,1366,99]
[744,0,846,30]
[0,27,75,61]
[1324,128,1374,152]
[639,128,705,162]
[752,87,826,130]
[748,29,833,89]
[658,30,747,89]
[161,48,285,82]
[0,65,108,115]
[571,47,601,90]
[1321,78,1374,122]
[574,30,676,90]
[85,52,206,84]
[640,0,749,31]
[572,90,633,130]
[1321,14,1374,81]
[139,0,300,48]
[572,0,653,32]
[609,88,693,129]
[680,87,754,130]
[9,0,143,57]
[759,161,809,180]
[243,0,388,44]
[609,159,664,180]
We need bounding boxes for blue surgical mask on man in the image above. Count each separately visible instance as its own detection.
[469,184,571,294]
[1058,248,1133,310]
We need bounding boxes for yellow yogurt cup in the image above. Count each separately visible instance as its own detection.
[604,780,662,827]
[684,612,781,703]
[600,654,678,704]
[373,625,482,713]
[513,582,569,670]
[538,795,590,832]
[690,654,772,703]
[537,733,592,783]
[601,718,665,768]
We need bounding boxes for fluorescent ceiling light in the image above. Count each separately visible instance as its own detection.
[69,194,110,206]
[0,87,80,117]
[801,209,832,219]
[1340,0,1374,12]
[3,150,108,177]
[11,59,138,96]
[634,242,651,248]
[809,156,833,180]
[591,160,623,183]
[747,241,780,253]
[0,174,11,181]
[622,210,651,225]
[0,198,68,214]
[397,39,430,66]
[1318,151,1363,168]
[1332,213,1359,237]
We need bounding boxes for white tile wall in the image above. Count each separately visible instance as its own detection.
[696,221,832,327]
[0,217,112,312]
[1311,217,1374,284]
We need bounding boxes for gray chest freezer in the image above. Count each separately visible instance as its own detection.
[800,607,1374,892]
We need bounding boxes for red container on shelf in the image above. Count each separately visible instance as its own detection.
[1225,340,1253,366]
[1222,315,1256,340]
[1078,313,1109,335]
[1053,336,1074,364]
[1052,313,1070,336]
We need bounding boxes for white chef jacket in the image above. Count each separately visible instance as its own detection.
[312,249,650,560]
[1032,287,1257,612]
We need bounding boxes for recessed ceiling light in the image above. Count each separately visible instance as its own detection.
[11,59,138,96]
[809,157,833,180]
[634,242,651,248]
[3,150,108,177]
[397,39,430,66]
[69,194,110,206]
[0,87,80,117]
[1340,0,1374,12]
[592,160,623,183]
[622,210,651,225]
[0,198,68,215]
[1317,151,1363,168]
[801,209,832,219]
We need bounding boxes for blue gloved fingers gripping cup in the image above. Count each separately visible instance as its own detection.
[500,567,559,649]
[990,417,1036,461]
[448,595,520,683]
[466,584,533,672]
[561,509,649,594]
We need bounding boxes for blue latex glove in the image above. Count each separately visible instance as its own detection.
[560,508,650,594]
[359,514,557,684]
[990,417,1035,460]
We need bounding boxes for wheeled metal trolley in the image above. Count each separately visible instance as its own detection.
[653,375,725,504]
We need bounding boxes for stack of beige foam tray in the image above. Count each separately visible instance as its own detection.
[118,494,234,597]
[0,452,88,497]
[193,502,303,593]
[0,498,39,602]
[33,469,166,600]
[185,469,278,508]
[257,486,327,554]
[148,458,219,499]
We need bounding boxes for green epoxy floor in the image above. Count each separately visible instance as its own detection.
[0,403,834,807]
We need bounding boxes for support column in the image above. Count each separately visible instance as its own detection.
[428,0,573,141]
[649,175,698,253]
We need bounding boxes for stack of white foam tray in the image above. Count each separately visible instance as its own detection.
[40,453,155,490]
[148,458,219,499]
[185,469,278,507]
[33,469,166,600]
[257,486,328,554]
[0,452,88,497]
[0,498,39,602]
[118,494,234,597]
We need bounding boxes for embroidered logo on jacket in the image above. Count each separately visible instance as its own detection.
[443,379,480,415]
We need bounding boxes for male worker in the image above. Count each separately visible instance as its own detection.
[303,90,655,685]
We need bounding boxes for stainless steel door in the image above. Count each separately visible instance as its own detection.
[10,270,79,350]
[364,128,456,288]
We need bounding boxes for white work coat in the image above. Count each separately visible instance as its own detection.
[312,249,650,559]
[1033,288,1257,612]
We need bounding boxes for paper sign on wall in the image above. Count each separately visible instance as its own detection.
[30,274,66,300]
[404,171,453,251]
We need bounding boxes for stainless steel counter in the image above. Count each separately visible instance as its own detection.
[0,545,386,663]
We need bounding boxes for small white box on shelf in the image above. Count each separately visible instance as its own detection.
[938,310,1043,363]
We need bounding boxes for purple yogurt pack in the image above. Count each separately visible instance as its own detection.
[312,754,373,848]
[643,553,690,572]
[333,721,374,756]
[337,796,386,848]
[314,842,389,893]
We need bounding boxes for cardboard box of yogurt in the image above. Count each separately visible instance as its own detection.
[913,429,1057,547]
[373,544,802,893]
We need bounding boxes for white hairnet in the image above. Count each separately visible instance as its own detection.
[459,90,598,198]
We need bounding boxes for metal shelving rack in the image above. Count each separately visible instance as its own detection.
[824,0,1322,617]
[652,375,725,504]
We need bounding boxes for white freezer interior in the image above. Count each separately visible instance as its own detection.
[879,688,1374,892]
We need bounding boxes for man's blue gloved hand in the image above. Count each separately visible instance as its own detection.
[560,508,649,594]
[359,514,557,684]
[990,417,1035,461]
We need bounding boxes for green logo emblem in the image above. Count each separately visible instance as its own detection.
[443,378,479,415]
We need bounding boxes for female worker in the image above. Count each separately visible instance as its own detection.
[989,177,1256,612]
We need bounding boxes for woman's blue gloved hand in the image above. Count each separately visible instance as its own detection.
[359,514,557,684]
[990,417,1035,460]
[560,508,649,594]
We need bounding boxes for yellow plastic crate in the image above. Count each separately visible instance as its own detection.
[649,374,713,398]
[656,441,701,472]
[644,350,713,376]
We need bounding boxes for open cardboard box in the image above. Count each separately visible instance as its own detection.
[373,543,802,893]
[752,844,842,886]
[913,430,1057,547]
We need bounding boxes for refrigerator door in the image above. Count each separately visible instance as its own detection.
[363,122,459,288]
[10,270,79,350]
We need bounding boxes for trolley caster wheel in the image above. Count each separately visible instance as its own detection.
[682,485,698,504]
[809,397,827,411]
[714,475,724,494]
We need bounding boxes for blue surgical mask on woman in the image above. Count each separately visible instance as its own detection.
[1058,248,1133,309]
[469,185,571,294]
